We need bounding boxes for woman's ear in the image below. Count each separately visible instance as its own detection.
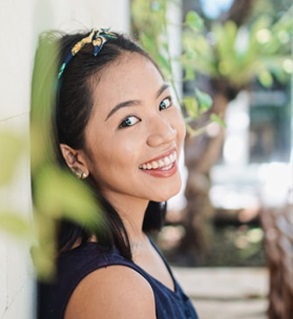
[60,144,89,179]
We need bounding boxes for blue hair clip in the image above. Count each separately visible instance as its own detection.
[57,28,116,79]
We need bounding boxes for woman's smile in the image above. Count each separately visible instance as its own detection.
[139,161,178,178]
[139,148,178,177]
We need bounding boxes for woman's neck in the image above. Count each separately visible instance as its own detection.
[104,192,149,244]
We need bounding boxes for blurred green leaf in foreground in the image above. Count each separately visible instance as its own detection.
[29,32,104,279]
[0,130,33,241]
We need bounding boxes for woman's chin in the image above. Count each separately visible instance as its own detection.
[152,181,182,202]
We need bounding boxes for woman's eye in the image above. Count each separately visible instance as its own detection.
[119,116,140,128]
[159,97,172,111]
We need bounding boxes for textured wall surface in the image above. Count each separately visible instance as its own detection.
[0,1,129,318]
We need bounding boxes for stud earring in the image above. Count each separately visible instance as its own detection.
[73,168,88,179]
[81,172,88,179]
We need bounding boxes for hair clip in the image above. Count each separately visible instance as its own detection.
[92,29,116,56]
[58,28,116,79]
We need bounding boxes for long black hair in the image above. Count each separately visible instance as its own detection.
[32,30,166,261]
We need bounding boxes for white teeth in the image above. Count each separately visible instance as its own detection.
[161,164,173,171]
[140,151,177,170]
[158,159,165,167]
[164,157,171,165]
[151,161,159,169]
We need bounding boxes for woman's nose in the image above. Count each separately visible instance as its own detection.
[147,116,177,147]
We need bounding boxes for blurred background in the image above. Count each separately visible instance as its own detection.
[0,0,292,318]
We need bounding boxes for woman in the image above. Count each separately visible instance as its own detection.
[36,28,199,319]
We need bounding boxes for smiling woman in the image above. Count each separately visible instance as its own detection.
[35,29,198,319]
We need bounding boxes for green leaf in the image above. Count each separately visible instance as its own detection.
[183,97,199,119]
[140,33,157,55]
[185,11,204,31]
[195,89,213,112]
[34,166,101,231]
[157,53,171,75]
[0,131,24,185]
[210,113,226,128]
[0,211,32,238]
[258,70,273,87]
[31,245,56,281]
[183,64,195,81]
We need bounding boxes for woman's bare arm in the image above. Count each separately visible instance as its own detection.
[64,265,156,319]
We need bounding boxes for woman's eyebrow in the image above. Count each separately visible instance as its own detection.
[156,83,170,98]
[105,83,170,121]
[105,100,141,121]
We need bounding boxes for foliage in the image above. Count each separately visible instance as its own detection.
[0,131,33,238]
[30,35,103,279]
[183,8,292,88]
[131,0,292,132]
[249,0,292,24]
[0,34,102,280]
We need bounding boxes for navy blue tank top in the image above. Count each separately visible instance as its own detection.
[38,241,199,319]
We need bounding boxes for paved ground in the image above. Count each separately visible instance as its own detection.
[173,267,268,319]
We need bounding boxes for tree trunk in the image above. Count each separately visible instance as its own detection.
[177,93,230,265]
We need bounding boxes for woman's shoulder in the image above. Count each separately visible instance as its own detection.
[58,241,118,270]
[37,242,135,319]
[64,264,156,319]
[52,242,117,283]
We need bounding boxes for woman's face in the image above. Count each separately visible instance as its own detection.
[83,53,186,207]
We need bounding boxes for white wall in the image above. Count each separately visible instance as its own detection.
[0,1,129,318]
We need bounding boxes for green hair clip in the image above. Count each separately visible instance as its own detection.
[57,28,116,79]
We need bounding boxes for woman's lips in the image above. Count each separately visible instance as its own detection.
[139,150,177,170]
[139,150,178,178]
[140,161,177,178]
